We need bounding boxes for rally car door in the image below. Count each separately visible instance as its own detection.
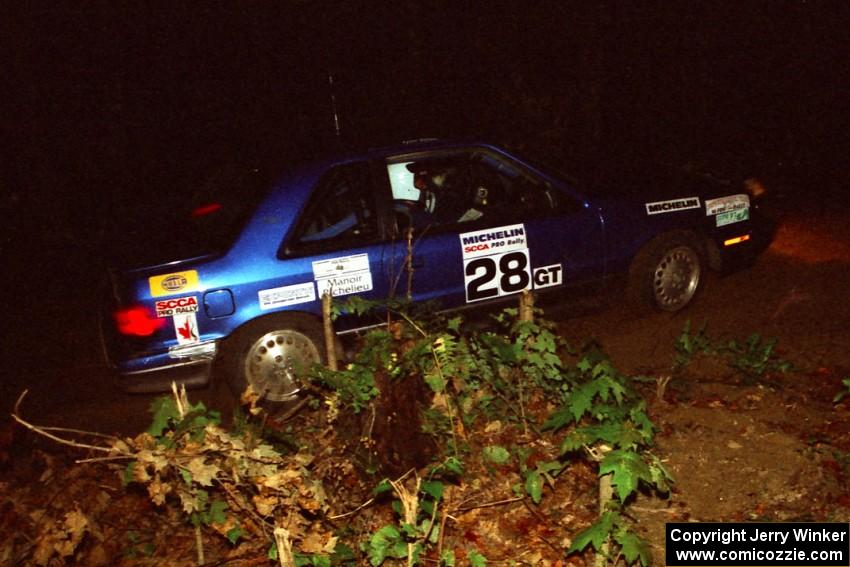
[382,149,605,310]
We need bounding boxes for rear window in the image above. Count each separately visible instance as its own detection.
[110,162,277,268]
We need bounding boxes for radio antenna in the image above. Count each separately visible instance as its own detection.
[328,71,341,140]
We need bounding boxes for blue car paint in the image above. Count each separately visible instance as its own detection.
[103,140,759,392]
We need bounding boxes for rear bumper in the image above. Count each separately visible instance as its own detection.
[120,357,214,393]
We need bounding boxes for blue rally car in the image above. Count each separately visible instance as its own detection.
[102,140,764,401]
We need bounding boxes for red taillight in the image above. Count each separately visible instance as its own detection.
[191,202,222,217]
[113,305,166,337]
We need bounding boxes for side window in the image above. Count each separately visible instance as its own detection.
[289,164,378,251]
[388,150,564,233]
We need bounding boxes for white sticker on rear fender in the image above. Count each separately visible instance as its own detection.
[258,282,316,310]
[705,194,750,215]
[174,312,200,345]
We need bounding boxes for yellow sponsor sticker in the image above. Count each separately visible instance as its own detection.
[148,270,200,297]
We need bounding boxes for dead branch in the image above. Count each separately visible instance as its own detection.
[452,495,524,513]
[11,390,116,454]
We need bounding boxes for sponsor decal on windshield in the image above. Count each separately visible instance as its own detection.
[312,253,373,297]
[149,270,200,297]
[258,282,316,310]
[155,296,199,317]
[645,197,701,215]
[705,194,750,216]
[460,224,532,302]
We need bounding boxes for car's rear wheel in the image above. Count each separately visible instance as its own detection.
[224,313,325,403]
[627,232,704,312]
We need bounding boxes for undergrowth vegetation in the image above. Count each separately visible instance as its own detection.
[9,303,803,566]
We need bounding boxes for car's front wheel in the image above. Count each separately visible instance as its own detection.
[627,232,704,313]
[224,313,325,403]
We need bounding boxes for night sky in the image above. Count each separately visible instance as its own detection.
[3,2,849,259]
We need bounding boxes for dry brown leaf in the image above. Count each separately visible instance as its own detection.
[253,494,278,517]
[147,474,171,506]
[186,456,219,486]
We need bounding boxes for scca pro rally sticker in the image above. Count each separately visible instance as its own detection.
[460,224,531,302]
[312,253,373,298]
[173,312,200,345]
[149,270,200,297]
[155,296,199,317]
[645,197,701,215]
[258,282,316,310]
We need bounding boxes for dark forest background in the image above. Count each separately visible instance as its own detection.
[2,2,849,258]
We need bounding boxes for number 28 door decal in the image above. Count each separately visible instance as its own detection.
[460,224,532,302]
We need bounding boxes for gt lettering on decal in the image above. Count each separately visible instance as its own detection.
[155,296,199,317]
[532,264,563,289]
[149,270,200,298]
[460,224,531,303]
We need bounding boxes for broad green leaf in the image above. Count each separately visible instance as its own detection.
[568,511,616,553]
[366,525,405,566]
[468,550,488,567]
[599,450,652,501]
[424,369,447,393]
[147,396,179,437]
[482,445,510,465]
[542,406,573,431]
[421,480,444,501]
[525,470,543,504]
[440,549,456,566]
[568,382,596,421]
[616,528,651,567]
[226,527,243,544]
[208,500,227,525]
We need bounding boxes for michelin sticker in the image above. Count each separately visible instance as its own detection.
[258,282,316,310]
[155,296,199,318]
[460,224,532,302]
[173,312,200,345]
[149,270,200,298]
[313,253,373,297]
[645,197,701,215]
[704,194,750,216]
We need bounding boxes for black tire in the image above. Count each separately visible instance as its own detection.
[627,232,705,313]
[222,313,325,403]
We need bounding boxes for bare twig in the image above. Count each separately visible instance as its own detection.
[322,291,338,372]
[274,526,295,567]
[329,468,415,520]
[453,495,524,513]
[388,474,421,567]
[436,485,453,561]
[194,524,205,566]
[328,496,376,520]
[11,390,115,454]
